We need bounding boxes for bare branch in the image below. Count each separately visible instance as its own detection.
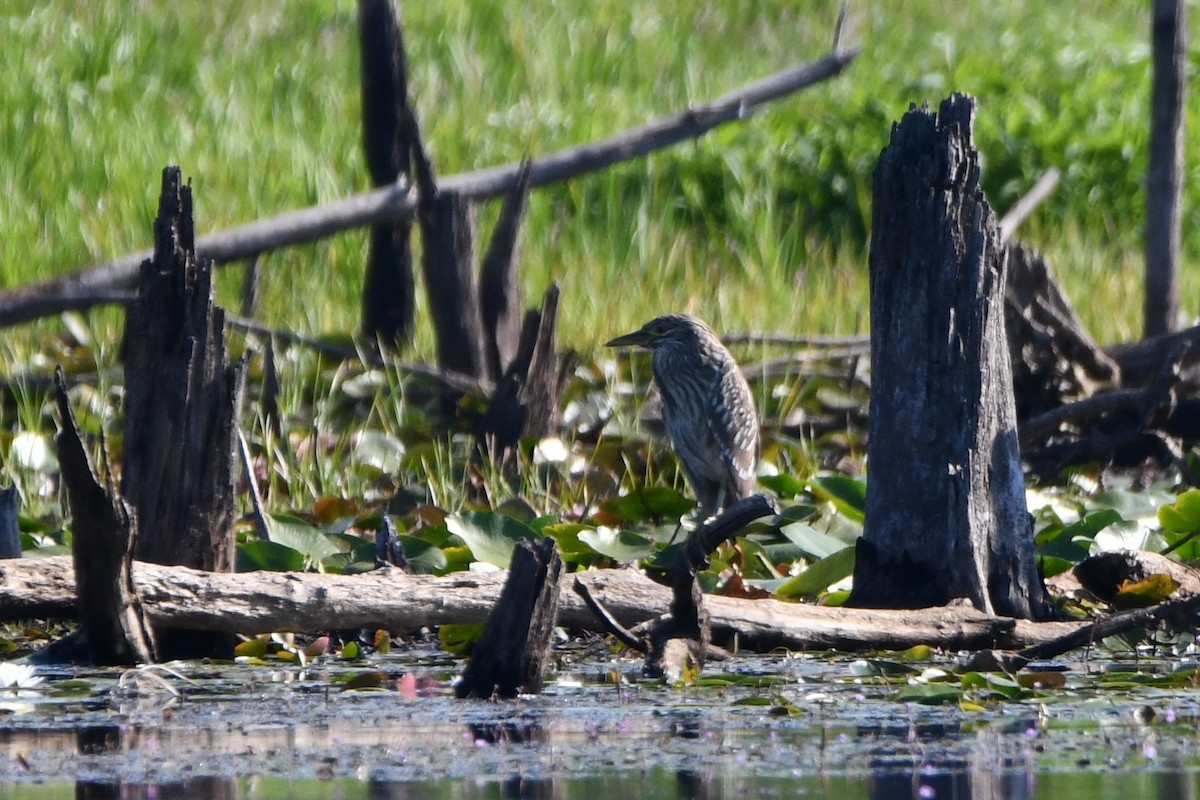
[998,167,1060,243]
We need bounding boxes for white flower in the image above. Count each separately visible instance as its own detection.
[0,662,43,690]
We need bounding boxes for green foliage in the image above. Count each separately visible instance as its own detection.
[446,510,538,569]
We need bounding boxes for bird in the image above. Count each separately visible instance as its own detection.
[606,313,760,517]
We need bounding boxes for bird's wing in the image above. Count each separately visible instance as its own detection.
[710,363,760,498]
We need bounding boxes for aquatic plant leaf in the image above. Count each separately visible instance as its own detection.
[398,534,448,574]
[446,511,538,568]
[779,522,845,559]
[234,638,268,658]
[236,540,307,573]
[439,623,485,656]
[1158,489,1200,533]
[758,474,806,499]
[773,546,855,600]
[578,527,655,562]
[895,684,962,705]
[806,475,866,522]
[1112,574,1178,609]
[599,487,695,522]
[342,671,386,690]
[264,514,341,565]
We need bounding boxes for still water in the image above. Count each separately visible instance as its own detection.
[0,649,1198,798]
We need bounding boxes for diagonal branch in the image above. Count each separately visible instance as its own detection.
[0,46,860,328]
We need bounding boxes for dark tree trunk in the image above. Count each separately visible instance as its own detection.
[1004,242,1120,421]
[456,537,563,699]
[477,285,575,454]
[358,0,416,346]
[849,95,1051,620]
[1144,0,1187,337]
[419,189,487,379]
[0,483,18,559]
[122,167,247,658]
[53,369,156,665]
[479,159,533,382]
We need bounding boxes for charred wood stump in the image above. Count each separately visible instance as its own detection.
[122,166,247,658]
[358,0,417,346]
[53,369,156,665]
[1004,242,1120,421]
[0,483,18,559]
[480,159,532,382]
[456,537,564,699]
[408,111,488,381]
[1145,0,1188,338]
[848,95,1051,620]
[477,285,576,455]
[574,495,775,679]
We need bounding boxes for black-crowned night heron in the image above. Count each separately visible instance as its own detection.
[606,313,760,517]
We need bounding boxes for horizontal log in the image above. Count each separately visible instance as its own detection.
[0,556,1089,653]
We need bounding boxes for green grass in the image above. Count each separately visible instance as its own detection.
[2,0,1194,359]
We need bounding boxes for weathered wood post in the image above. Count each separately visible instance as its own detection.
[0,484,19,559]
[1144,0,1188,337]
[456,537,564,699]
[123,166,247,656]
[54,369,156,664]
[849,95,1051,620]
[358,0,417,346]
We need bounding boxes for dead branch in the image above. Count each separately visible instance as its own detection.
[0,47,860,328]
[998,167,1060,242]
[1016,593,1200,662]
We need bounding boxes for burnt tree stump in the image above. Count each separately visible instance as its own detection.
[477,284,576,455]
[0,483,18,559]
[123,166,247,657]
[849,95,1051,620]
[480,159,532,382]
[53,369,156,665]
[1145,0,1188,338]
[457,537,563,699]
[1004,242,1120,422]
[358,0,417,346]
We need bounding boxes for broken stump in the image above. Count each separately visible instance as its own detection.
[848,95,1051,620]
[456,537,563,699]
[122,166,247,658]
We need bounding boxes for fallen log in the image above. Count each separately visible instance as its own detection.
[0,555,1104,653]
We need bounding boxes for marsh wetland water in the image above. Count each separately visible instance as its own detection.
[1,645,1199,798]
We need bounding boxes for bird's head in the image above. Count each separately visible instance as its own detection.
[604,314,713,352]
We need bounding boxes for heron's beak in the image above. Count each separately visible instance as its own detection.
[604,327,650,348]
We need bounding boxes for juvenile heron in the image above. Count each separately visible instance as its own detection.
[606,314,759,517]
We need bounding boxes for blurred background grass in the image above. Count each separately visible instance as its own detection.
[0,0,1194,363]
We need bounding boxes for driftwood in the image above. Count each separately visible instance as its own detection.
[849,95,1050,619]
[0,47,859,328]
[457,537,564,699]
[0,555,1107,653]
[52,369,155,665]
[357,0,417,345]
